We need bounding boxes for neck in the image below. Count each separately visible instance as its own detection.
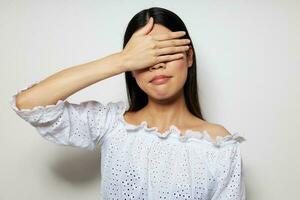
[141,91,193,130]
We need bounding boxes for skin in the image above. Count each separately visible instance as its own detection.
[124,24,231,140]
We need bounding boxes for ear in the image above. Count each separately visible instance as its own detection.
[187,47,193,68]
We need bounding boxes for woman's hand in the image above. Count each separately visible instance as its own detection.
[121,17,191,71]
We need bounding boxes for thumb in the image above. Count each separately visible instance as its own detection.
[135,17,154,36]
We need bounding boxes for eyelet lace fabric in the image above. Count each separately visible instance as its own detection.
[10,81,247,200]
[118,101,246,148]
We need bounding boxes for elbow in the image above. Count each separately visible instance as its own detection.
[15,92,29,110]
[14,91,38,110]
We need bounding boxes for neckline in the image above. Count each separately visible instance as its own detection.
[121,118,204,137]
[116,100,246,147]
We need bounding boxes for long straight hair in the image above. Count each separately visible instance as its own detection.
[122,7,204,120]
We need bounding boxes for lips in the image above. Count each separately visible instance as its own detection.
[150,75,172,82]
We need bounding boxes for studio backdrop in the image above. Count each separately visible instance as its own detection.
[1,0,299,199]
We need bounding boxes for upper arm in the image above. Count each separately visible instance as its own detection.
[210,142,246,200]
[11,84,124,151]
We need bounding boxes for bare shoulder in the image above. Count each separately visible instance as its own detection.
[208,123,231,137]
[199,121,231,140]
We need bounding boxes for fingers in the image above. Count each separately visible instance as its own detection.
[156,53,185,63]
[152,31,186,41]
[156,38,191,49]
[154,38,190,56]
[155,45,190,56]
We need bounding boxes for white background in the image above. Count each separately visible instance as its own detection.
[1,0,299,199]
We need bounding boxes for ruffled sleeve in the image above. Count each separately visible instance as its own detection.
[10,81,124,151]
[208,142,246,200]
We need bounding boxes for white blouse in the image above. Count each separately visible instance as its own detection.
[10,81,247,200]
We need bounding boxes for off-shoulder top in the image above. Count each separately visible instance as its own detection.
[10,81,247,200]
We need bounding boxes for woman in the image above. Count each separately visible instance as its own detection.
[10,7,246,200]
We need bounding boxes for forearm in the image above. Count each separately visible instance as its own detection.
[16,52,126,109]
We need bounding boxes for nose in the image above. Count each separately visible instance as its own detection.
[149,63,166,71]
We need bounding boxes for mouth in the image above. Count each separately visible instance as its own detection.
[150,76,172,85]
[150,75,172,82]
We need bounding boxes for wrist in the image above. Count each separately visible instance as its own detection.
[116,51,130,72]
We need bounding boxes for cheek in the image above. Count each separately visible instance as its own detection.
[169,58,187,70]
[170,60,189,87]
[132,71,149,89]
[169,59,189,78]
[131,68,147,78]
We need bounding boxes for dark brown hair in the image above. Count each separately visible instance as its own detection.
[122,7,204,120]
